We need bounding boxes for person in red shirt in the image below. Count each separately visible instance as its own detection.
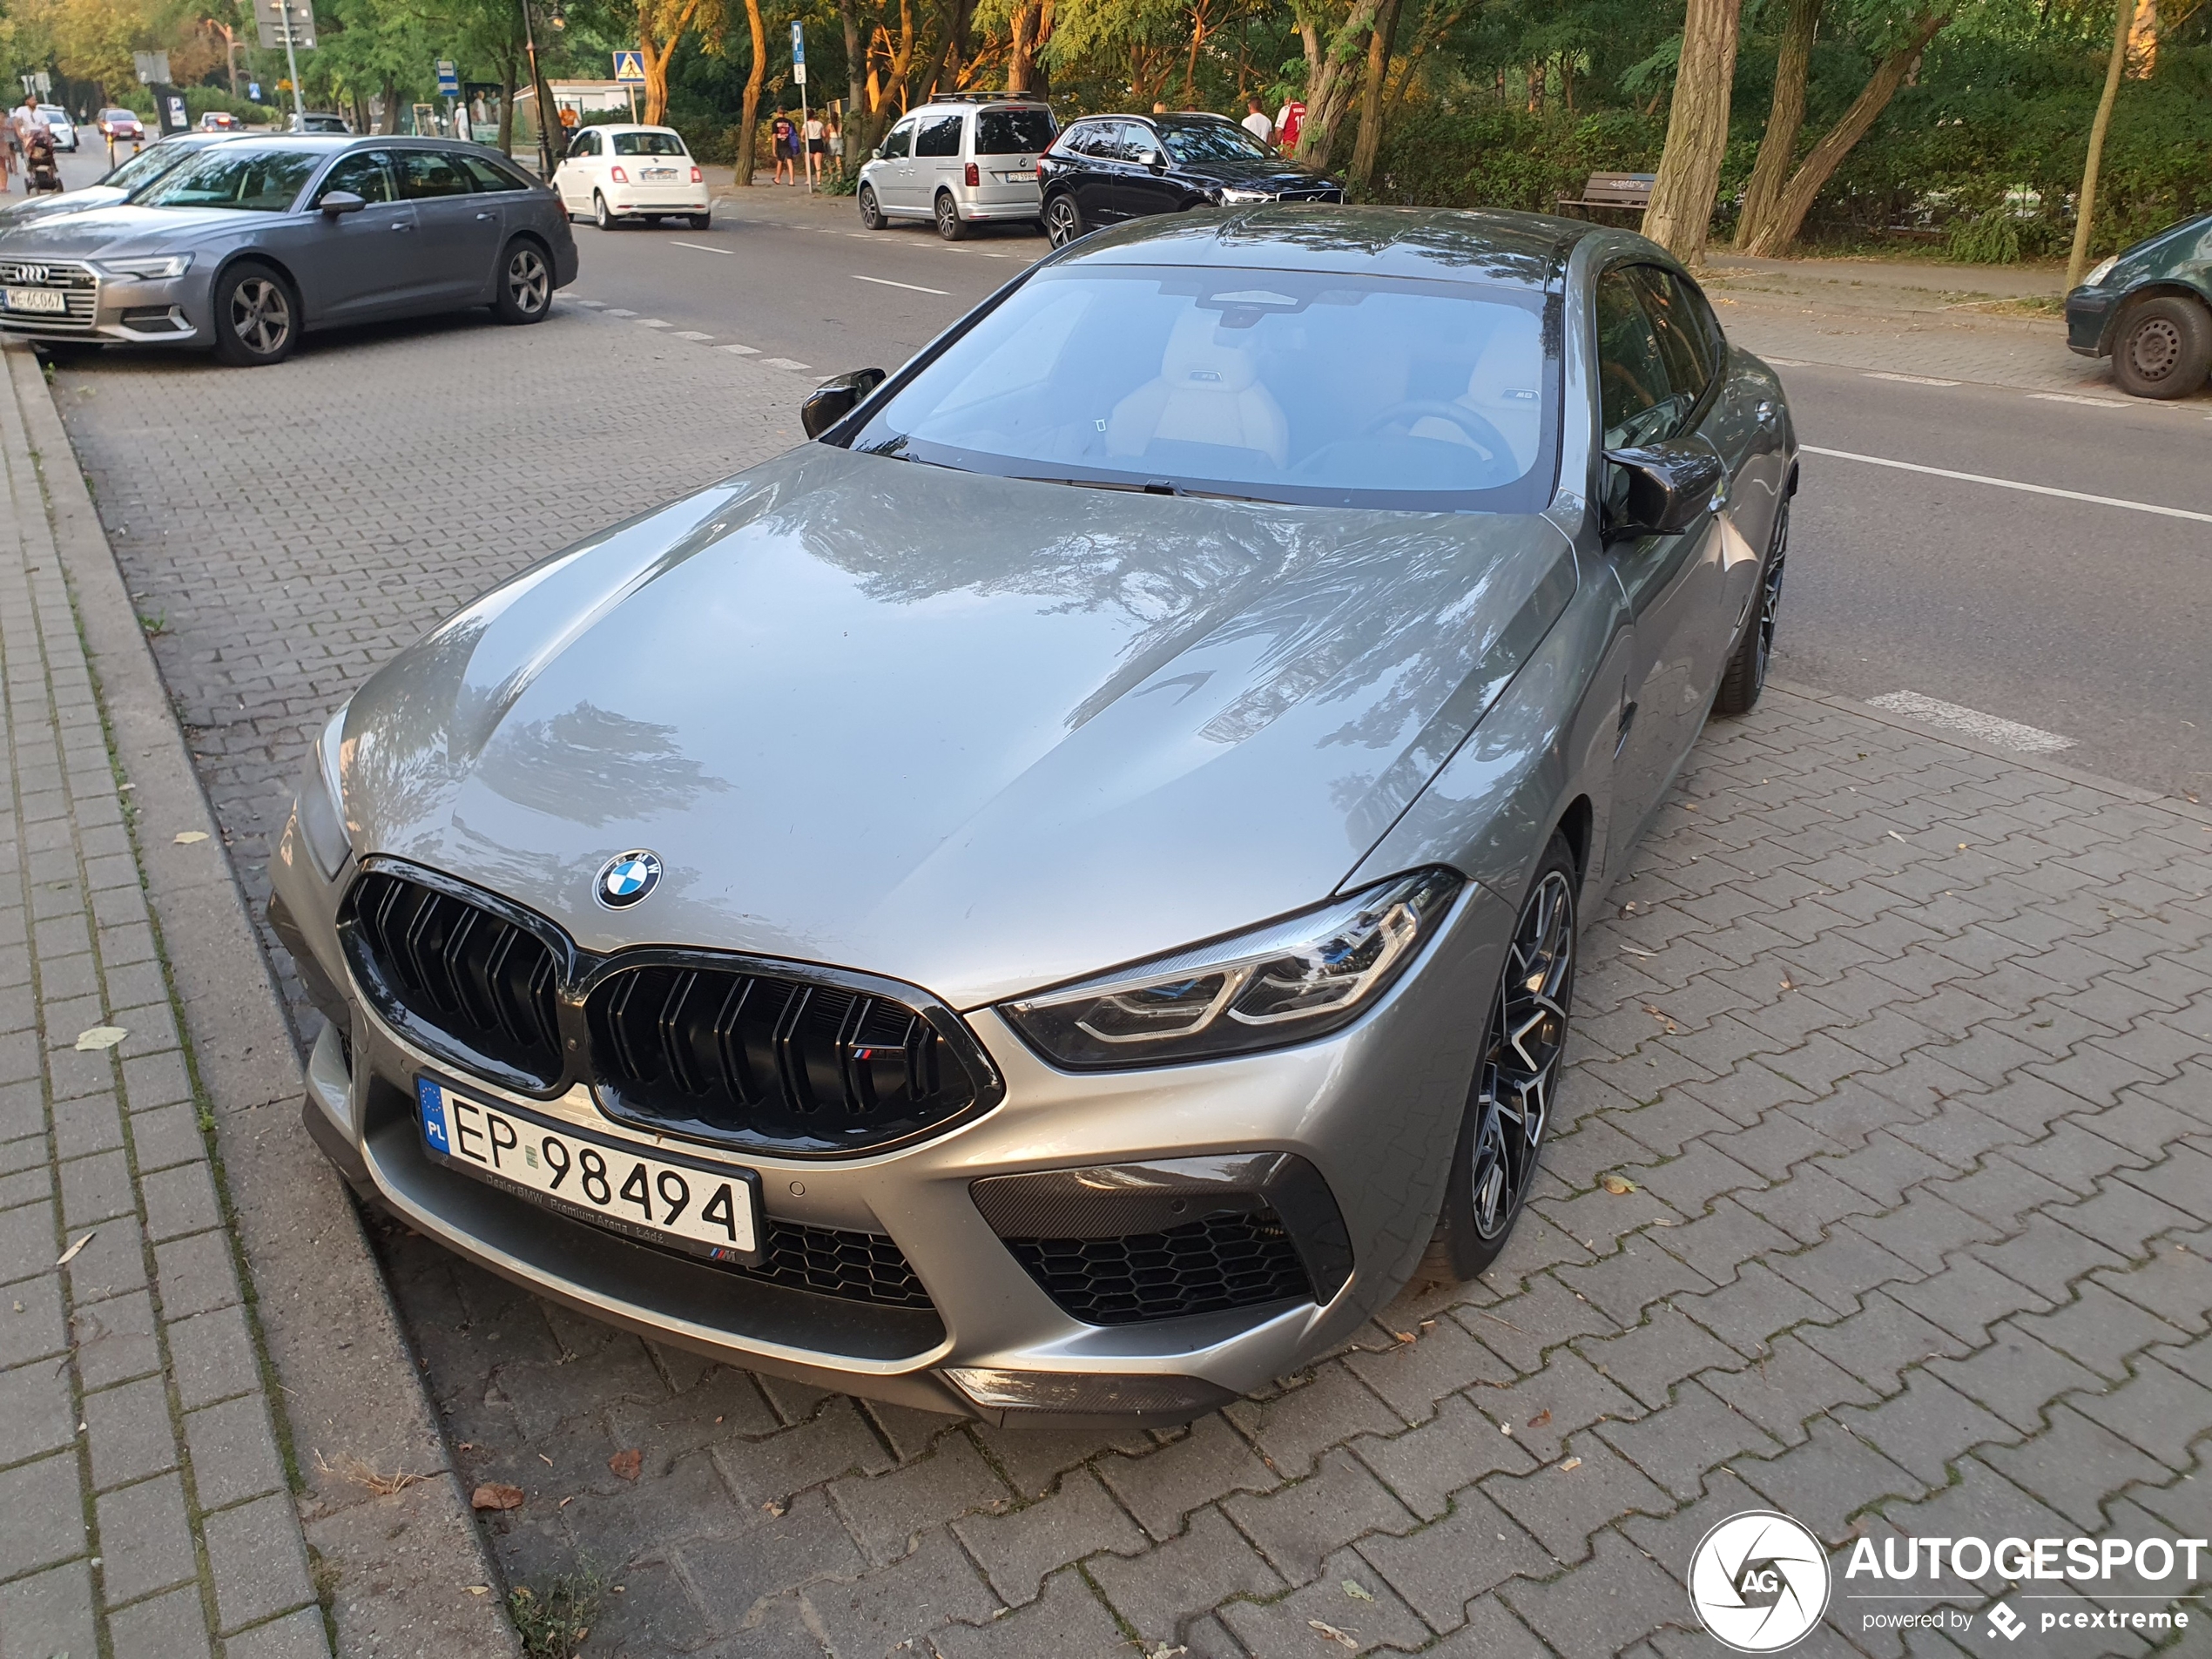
[1274,98,1305,151]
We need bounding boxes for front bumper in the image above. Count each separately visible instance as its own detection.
[272,813,1507,1421]
[2064,286,2118,357]
[0,267,204,345]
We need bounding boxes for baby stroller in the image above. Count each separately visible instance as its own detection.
[24,126,61,194]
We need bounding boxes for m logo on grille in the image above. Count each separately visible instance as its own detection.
[595,850,662,908]
[0,265,51,286]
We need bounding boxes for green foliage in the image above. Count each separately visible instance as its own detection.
[1360,105,1663,210]
[509,1563,606,1659]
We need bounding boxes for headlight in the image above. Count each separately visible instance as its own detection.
[1216,187,1273,205]
[94,255,193,280]
[1001,868,1462,1069]
[295,709,351,880]
[2081,255,2118,287]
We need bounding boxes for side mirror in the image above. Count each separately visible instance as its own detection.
[319,190,365,217]
[802,368,888,439]
[1602,442,1723,539]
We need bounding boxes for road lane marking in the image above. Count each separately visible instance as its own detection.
[675,331,714,341]
[573,299,606,307]
[759,357,813,370]
[721,343,759,354]
[2029,391,2128,408]
[1763,356,1807,366]
[1800,445,2212,526]
[1867,692,2075,754]
[852,274,950,295]
[1865,372,1959,386]
[634,318,672,328]
[604,308,637,317]
[670,240,731,255]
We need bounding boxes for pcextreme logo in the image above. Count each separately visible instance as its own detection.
[1687,1512,1831,1652]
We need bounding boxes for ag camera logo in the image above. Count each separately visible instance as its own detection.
[1688,1511,1831,1652]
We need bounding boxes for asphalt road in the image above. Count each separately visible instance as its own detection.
[33,145,2212,800]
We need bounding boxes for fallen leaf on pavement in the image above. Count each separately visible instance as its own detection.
[57,1231,96,1266]
[608,1447,643,1482]
[1526,1409,1551,1428]
[74,1027,127,1051]
[464,1585,489,1595]
[470,1483,524,1512]
[1560,1457,1583,1472]
[1343,1580,1374,1602]
[174,831,210,845]
[1309,1621,1359,1650]
[1599,1173,1639,1195]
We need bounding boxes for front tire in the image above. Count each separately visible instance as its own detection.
[934,192,967,241]
[211,262,298,367]
[1043,193,1084,247]
[858,185,886,230]
[1418,835,1578,1285]
[593,192,615,231]
[1712,496,1788,718]
[492,238,552,324]
[2110,293,2212,400]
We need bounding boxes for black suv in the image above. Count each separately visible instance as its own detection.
[1037,113,1343,245]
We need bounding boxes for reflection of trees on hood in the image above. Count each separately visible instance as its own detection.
[477,702,732,826]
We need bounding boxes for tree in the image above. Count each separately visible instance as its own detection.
[2066,0,2133,285]
[637,0,724,123]
[1736,5,1949,255]
[736,0,765,179]
[1642,0,1742,261]
[1345,0,1401,186]
[1734,0,1820,251]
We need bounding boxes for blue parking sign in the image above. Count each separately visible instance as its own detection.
[248,81,261,100]
[790,20,805,63]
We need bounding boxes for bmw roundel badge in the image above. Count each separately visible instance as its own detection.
[595,850,662,909]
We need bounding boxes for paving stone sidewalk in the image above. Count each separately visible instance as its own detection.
[0,357,327,1652]
[48,306,2212,1658]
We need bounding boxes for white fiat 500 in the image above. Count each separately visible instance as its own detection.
[553,124,710,230]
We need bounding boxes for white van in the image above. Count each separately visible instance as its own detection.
[857,96,1057,240]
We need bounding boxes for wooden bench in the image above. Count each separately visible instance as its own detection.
[1557,172,1656,221]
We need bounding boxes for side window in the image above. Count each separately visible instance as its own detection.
[1629,266,1714,409]
[914,113,963,158]
[398,150,475,199]
[1062,124,1105,158]
[461,154,529,192]
[1122,123,1161,162]
[1595,266,1679,449]
[311,150,395,206]
[880,120,913,159]
[566,129,600,158]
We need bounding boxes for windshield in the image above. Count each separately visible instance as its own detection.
[103,109,136,122]
[975,108,1055,155]
[133,145,320,212]
[107,143,197,193]
[1157,119,1271,164]
[612,131,687,156]
[851,265,1557,512]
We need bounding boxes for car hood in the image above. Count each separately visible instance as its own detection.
[0,186,128,228]
[1182,158,1337,192]
[339,445,1574,1009]
[2114,211,2212,278]
[0,204,276,259]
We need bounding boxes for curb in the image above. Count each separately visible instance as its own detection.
[13,343,520,1658]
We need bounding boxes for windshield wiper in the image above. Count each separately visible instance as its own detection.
[1010,475,1277,505]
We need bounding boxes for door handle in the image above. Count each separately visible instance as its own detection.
[475,211,496,220]
[1755,399,1780,427]
[391,222,411,232]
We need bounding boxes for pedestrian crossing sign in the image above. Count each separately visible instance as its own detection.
[612,51,645,84]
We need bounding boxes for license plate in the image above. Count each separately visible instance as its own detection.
[3,288,65,314]
[416,1077,764,1264]
[642,166,678,180]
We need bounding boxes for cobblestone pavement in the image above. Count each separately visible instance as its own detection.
[0,351,327,1655]
[51,304,2212,1657]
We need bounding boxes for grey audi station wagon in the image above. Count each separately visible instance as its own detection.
[270,206,1796,1422]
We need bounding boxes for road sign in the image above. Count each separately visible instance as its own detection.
[133,52,172,85]
[611,51,645,84]
[790,20,805,63]
[792,63,806,84]
[253,0,317,51]
[249,81,261,100]
[21,71,51,96]
[435,58,459,95]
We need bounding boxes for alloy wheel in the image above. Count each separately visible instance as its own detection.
[507,247,550,314]
[1751,501,1788,693]
[229,277,291,359]
[2128,315,2182,382]
[1045,198,1082,247]
[1467,868,1575,1240]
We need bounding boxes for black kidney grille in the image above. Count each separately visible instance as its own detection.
[1001,1209,1314,1326]
[347,872,562,1087]
[734,1219,932,1307]
[587,965,974,1155]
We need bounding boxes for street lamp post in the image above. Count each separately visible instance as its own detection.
[518,0,562,179]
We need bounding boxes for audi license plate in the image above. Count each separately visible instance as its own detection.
[642,166,678,180]
[416,1077,763,1264]
[3,287,65,314]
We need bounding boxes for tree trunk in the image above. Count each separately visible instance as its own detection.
[380,79,401,134]
[2067,0,2133,287]
[1735,0,1821,251]
[1347,0,1402,191]
[1008,0,1042,91]
[841,0,867,147]
[1642,0,1741,261]
[1745,8,1948,256]
[1296,0,1380,168]
[1183,1,1208,107]
[640,0,708,125]
[738,0,766,182]
[498,57,517,155]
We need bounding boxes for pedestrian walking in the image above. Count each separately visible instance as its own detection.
[772,112,796,185]
[1274,98,1305,151]
[1240,95,1273,145]
[826,111,844,179]
[804,111,825,185]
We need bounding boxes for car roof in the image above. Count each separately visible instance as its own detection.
[587,123,682,134]
[1058,205,1592,290]
[908,98,1050,113]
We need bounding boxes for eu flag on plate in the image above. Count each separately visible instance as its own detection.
[417,1078,452,1155]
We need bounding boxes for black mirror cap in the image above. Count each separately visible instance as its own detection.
[1603,442,1723,539]
[802,368,889,440]
[320,190,366,216]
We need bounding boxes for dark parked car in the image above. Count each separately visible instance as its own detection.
[0,138,577,366]
[2065,211,2211,399]
[1038,112,1341,246]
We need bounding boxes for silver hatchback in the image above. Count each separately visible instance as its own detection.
[858,97,1056,239]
